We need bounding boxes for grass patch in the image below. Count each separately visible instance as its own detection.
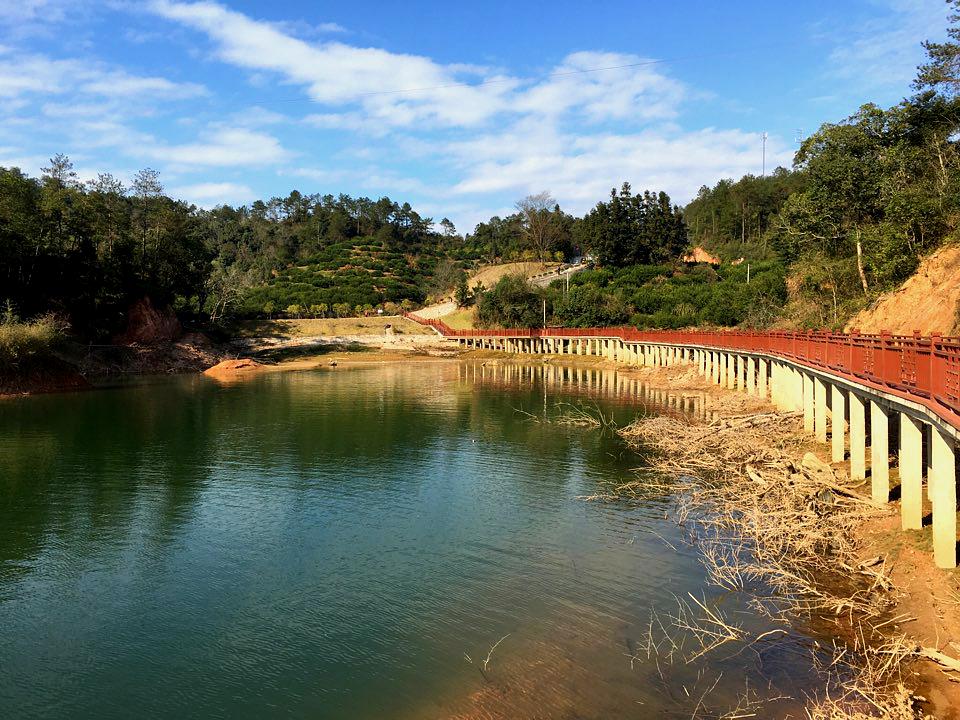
[0,311,67,369]
[440,307,476,330]
[232,315,425,339]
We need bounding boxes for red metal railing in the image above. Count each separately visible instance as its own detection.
[403,313,960,430]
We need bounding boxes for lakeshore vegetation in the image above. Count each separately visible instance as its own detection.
[1,3,959,357]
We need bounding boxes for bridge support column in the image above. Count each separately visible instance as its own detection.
[802,373,815,434]
[931,428,957,568]
[746,357,756,394]
[724,354,734,389]
[899,413,924,530]
[870,401,890,504]
[758,358,768,398]
[849,393,867,481]
[713,352,722,385]
[814,377,829,443]
[831,384,846,463]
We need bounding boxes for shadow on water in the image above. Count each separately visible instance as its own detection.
[0,360,817,719]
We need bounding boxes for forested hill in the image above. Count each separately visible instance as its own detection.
[680,89,960,327]
[0,162,478,338]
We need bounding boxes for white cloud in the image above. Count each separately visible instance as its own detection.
[516,51,684,122]
[826,0,948,92]
[149,0,520,127]
[446,122,793,212]
[141,127,291,168]
[0,51,205,100]
[168,181,255,206]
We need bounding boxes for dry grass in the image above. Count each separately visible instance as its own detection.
[605,407,934,718]
[0,313,66,368]
[439,307,476,330]
[235,315,426,339]
[515,401,617,429]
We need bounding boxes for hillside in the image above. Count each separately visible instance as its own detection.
[845,244,960,336]
[241,239,474,317]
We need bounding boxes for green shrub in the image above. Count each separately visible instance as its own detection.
[0,308,67,368]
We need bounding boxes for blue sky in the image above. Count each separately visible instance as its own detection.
[0,0,949,232]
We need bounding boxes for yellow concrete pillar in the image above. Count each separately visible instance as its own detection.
[726,354,736,389]
[930,428,957,569]
[803,373,815,434]
[814,377,828,443]
[738,355,747,390]
[849,393,867,481]
[899,413,924,530]
[831,384,845,463]
[746,357,756,395]
[758,358,768,398]
[870,401,890,503]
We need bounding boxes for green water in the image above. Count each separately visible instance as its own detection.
[0,362,814,719]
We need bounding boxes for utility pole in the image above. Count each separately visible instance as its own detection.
[761,132,768,177]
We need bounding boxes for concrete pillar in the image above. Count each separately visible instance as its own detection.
[831,384,845,463]
[803,374,815,434]
[746,357,756,395]
[758,359,768,398]
[726,354,736,389]
[870,401,890,504]
[814,377,829,443]
[738,356,747,390]
[931,428,957,568]
[899,413,924,531]
[849,393,867,481]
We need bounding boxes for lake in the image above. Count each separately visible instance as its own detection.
[0,362,816,718]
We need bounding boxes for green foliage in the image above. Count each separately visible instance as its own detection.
[684,169,804,261]
[0,306,66,369]
[454,276,471,308]
[476,275,545,328]
[549,262,787,330]
[915,0,960,96]
[551,284,629,327]
[574,183,687,267]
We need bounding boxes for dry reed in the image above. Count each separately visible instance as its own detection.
[605,405,932,718]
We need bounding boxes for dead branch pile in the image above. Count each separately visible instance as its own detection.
[611,409,933,719]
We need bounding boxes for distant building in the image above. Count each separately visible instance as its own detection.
[681,246,721,265]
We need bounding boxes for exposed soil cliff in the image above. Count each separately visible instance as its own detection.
[114,297,182,345]
[846,245,960,335]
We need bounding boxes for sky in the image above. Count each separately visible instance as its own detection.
[0,0,950,233]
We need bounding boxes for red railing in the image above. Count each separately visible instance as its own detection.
[404,313,960,430]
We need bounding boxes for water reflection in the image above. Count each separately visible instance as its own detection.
[459,360,720,421]
[0,363,810,720]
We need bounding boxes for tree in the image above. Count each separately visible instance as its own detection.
[439,217,457,237]
[576,183,687,267]
[516,192,558,262]
[476,274,544,328]
[454,275,470,307]
[915,0,960,96]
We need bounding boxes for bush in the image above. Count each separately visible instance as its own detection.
[0,308,67,368]
[476,275,544,328]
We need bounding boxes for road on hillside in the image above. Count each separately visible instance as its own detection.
[412,261,589,321]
